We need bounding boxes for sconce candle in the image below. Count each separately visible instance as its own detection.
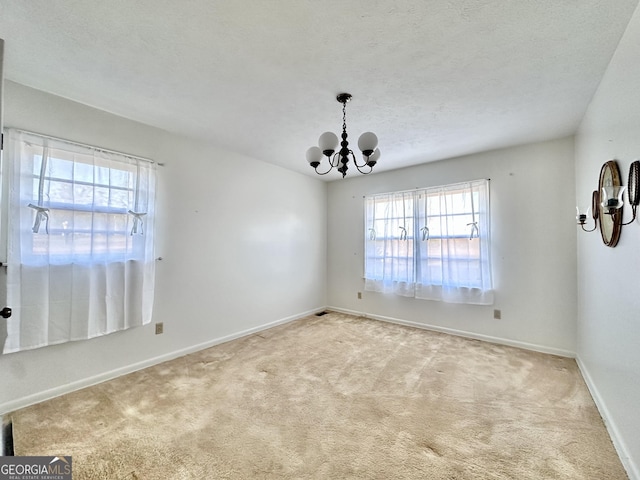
[576,206,589,224]
[576,205,597,231]
[601,185,625,213]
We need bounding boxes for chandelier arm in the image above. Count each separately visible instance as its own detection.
[312,160,336,176]
[313,166,334,176]
[352,154,374,169]
[355,162,375,175]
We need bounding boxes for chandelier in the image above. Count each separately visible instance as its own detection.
[306,93,380,178]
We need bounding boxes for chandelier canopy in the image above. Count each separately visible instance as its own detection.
[306,93,380,178]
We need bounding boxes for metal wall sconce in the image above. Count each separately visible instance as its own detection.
[577,160,640,247]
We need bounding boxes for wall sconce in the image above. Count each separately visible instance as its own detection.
[577,160,639,247]
[576,190,599,232]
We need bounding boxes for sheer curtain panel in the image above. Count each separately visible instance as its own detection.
[364,180,493,305]
[414,180,493,304]
[3,130,157,353]
[364,191,416,296]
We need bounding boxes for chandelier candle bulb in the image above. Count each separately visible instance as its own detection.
[358,132,379,156]
[367,148,381,167]
[319,132,339,156]
[306,147,322,168]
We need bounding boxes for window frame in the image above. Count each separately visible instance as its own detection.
[4,129,157,266]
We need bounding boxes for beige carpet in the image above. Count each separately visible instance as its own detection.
[11,312,627,479]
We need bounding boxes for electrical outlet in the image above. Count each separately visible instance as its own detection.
[493,309,501,320]
[357,292,362,299]
[155,322,164,334]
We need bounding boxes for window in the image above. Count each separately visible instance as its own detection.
[3,129,157,354]
[364,180,493,305]
[20,140,147,262]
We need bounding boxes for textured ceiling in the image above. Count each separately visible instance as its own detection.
[0,0,639,180]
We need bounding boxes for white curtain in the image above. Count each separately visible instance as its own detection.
[3,130,157,354]
[414,180,493,304]
[364,191,416,296]
[364,180,493,305]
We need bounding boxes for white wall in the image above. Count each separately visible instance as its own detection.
[0,81,327,412]
[327,137,577,355]
[575,3,640,477]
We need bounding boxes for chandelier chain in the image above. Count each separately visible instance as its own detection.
[342,102,347,134]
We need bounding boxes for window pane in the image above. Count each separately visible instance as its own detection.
[48,156,74,179]
[22,147,141,262]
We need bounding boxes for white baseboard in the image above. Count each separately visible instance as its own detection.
[326,306,576,358]
[576,357,639,480]
[0,308,322,415]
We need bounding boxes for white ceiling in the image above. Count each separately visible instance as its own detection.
[1,1,638,180]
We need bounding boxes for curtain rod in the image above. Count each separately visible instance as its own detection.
[363,178,491,198]
[9,128,164,166]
